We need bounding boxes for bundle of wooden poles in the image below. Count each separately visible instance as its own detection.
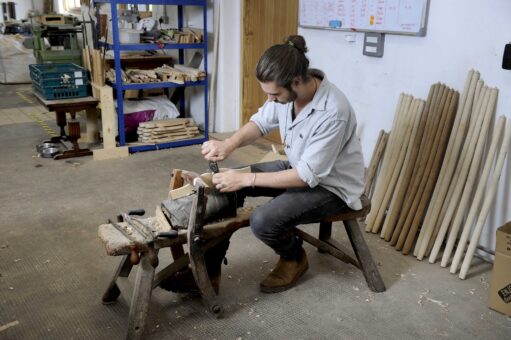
[365,70,511,279]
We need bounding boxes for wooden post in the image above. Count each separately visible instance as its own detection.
[92,85,129,160]
[440,115,506,267]
[365,94,407,231]
[366,94,412,233]
[372,98,419,236]
[364,130,389,199]
[381,99,425,240]
[393,84,446,250]
[428,88,497,263]
[401,88,458,254]
[459,118,510,279]
[416,86,490,259]
[413,73,480,253]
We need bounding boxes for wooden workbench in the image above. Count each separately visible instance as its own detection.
[34,93,100,144]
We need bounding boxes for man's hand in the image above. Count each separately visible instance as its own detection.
[212,170,252,192]
[201,140,233,161]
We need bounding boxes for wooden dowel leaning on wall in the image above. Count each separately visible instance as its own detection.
[428,87,497,263]
[416,86,491,259]
[412,74,480,256]
[449,113,505,274]
[393,84,445,251]
[380,99,425,240]
[372,98,420,236]
[391,84,442,248]
[364,130,389,200]
[365,94,411,232]
[459,118,511,279]
[439,115,506,267]
[402,87,458,255]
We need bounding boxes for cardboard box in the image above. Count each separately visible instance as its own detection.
[489,221,511,316]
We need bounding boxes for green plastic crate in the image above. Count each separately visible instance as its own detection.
[29,63,89,100]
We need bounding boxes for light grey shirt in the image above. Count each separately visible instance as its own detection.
[250,70,365,210]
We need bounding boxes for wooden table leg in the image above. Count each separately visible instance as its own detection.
[102,255,133,305]
[344,219,386,293]
[55,110,67,139]
[126,252,157,340]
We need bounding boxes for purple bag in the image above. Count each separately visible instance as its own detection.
[124,110,155,134]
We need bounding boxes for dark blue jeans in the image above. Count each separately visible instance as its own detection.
[237,161,347,260]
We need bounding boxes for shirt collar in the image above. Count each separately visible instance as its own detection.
[288,69,329,127]
[309,69,329,112]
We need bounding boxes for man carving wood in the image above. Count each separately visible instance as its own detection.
[202,35,365,293]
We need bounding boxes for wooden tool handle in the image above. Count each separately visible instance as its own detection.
[147,244,159,268]
[129,244,140,265]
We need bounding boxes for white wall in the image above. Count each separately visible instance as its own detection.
[298,0,511,254]
[211,0,241,132]
[216,0,511,253]
[0,0,43,22]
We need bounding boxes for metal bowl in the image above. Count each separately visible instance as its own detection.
[40,147,60,158]
[36,142,57,153]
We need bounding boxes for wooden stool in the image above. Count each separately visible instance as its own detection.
[295,195,386,292]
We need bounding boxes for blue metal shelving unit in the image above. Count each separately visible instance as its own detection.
[93,0,209,153]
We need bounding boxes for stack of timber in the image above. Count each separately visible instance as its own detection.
[416,71,509,279]
[365,82,459,256]
[137,118,200,143]
[155,64,206,83]
[417,71,494,262]
[105,64,206,85]
[365,70,511,280]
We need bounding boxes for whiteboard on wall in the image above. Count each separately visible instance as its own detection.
[299,0,429,36]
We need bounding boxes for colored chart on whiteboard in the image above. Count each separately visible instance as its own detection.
[299,0,428,36]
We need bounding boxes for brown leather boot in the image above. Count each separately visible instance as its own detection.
[260,248,309,293]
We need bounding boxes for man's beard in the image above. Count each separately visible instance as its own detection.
[275,89,298,104]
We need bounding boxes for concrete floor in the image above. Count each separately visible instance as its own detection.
[0,84,510,339]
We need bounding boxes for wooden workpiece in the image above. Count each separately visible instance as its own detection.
[414,71,479,253]
[451,117,510,275]
[393,85,456,252]
[380,99,425,241]
[390,84,443,248]
[402,87,458,255]
[378,98,424,239]
[418,81,486,257]
[415,86,490,259]
[366,93,411,233]
[428,87,497,262]
[370,96,416,234]
[439,116,506,267]
[398,85,448,252]
[458,118,511,279]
